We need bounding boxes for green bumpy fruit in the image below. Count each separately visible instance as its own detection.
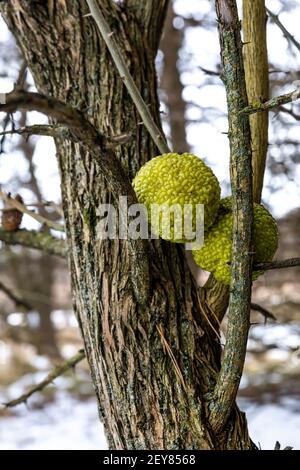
[192,197,278,284]
[132,153,221,243]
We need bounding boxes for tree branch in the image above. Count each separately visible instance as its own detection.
[210,0,253,433]
[241,88,300,115]
[250,302,276,321]
[0,90,150,304]
[254,257,300,271]
[279,105,300,121]
[266,7,300,54]
[0,280,33,311]
[0,191,64,232]
[86,0,170,154]
[0,228,67,258]
[0,124,69,139]
[0,125,132,147]
[3,350,85,408]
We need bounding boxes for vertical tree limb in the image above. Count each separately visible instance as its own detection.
[243,0,269,202]
[210,0,253,433]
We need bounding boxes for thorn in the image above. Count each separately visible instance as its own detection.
[83,13,92,18]
[107,32,114,38]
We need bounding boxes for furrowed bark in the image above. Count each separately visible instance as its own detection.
[210,0,254,434]
[1,0,253,449]
[243,0,269,202]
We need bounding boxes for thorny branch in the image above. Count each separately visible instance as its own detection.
[0,280,33,311]
[210,0,254,434]
[266,8,300,54]
[241,88,300,115]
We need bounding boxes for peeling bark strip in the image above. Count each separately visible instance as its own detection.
[210,0,254,433]
[1,0,254,449]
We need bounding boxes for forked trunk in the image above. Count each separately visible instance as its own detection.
[1,0,254,449]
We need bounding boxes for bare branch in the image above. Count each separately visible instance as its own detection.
[0,228,67,258]
[198,65,220,76]
[0,90,150,305]
[250,302,276,321]
[241,88,300,115]
[86,0,170,154]
[266,8,300,54]
[254,257,300,271]
[1,61,27,153]
[279,106,300,121]
[210,0,253,434]
[0,124,68,139]
[0,191,64,232]
[3,350,85,408]
[26,201,64,217]
[0,125,132,147]
[0,280,33,311]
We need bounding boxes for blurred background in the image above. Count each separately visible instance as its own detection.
[0,0,299,450]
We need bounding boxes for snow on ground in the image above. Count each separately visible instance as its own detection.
[0,392,299,450]
[239,398,300,450]
[0,391,107,450]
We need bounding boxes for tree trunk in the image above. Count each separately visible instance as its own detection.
[1,0,254,449]
[160,2,189,153]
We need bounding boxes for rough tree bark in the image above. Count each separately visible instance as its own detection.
[1,0,254,449]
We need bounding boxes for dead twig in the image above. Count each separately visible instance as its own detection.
[3,350,85,408]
